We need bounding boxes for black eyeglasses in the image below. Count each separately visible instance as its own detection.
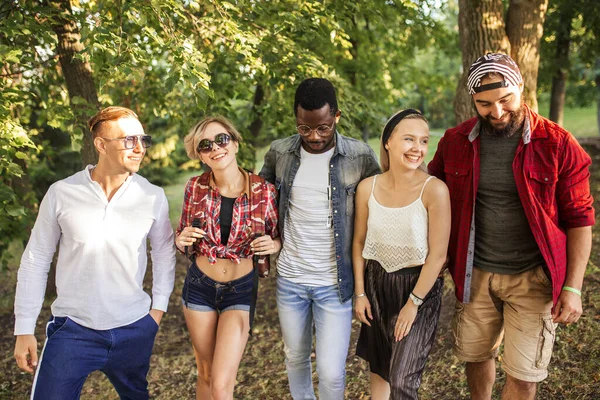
[100,135,152,149]
[296,122,335,137]
[197,133,232,154]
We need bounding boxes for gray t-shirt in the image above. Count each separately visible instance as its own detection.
[474,130,544,274]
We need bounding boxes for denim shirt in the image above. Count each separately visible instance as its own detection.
[259,132,381,303]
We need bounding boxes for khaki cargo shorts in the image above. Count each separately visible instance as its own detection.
[452,265,556,382]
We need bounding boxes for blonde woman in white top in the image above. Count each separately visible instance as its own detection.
[352,109,451,400]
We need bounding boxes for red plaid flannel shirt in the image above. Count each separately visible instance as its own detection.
[176,169,278,264]
[428,106,595,305]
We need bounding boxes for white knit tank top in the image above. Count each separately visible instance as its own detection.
[361,175,433,273]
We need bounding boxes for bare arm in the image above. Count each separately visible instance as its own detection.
[395,178,451,341]
[352,177,374,326]
[412,179,451,298]
[552,226,592,323]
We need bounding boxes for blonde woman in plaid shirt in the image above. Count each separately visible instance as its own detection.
[175,116,280,400]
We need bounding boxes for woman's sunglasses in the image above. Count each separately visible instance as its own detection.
[197,133,232,154]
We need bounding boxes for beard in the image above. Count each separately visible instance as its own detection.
[477,103,525,138]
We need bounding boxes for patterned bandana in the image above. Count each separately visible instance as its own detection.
[467,53,523,95]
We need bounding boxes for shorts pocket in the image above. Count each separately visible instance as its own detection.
[533,265,552,290]
[535,315,556,369]
[46,316,70,340]
[233,284,253,295]
[452,302,465,351]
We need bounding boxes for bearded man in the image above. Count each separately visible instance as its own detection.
[428,53,594,400]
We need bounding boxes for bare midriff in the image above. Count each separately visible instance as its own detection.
[194,255,253,282]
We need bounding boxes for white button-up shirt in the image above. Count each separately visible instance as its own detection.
[14,166,176,335]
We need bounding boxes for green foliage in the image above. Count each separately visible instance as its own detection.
[0,0,460,264]
[538,0,600,109]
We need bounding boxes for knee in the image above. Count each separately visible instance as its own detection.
[316,364,345,387]
[506,375,536,393]
[283,344,310,365]
[211,380,233,400]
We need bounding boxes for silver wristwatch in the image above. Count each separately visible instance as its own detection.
[409,292,424,307]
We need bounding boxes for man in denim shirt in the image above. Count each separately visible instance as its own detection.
[260,78,380,399]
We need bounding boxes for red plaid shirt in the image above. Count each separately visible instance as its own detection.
[428,106,595,305]
[176,169,278,264]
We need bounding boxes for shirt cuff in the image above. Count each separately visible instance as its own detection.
[151,295,170,313]
[14,318,37,336]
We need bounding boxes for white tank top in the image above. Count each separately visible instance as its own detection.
[361,175,433,273]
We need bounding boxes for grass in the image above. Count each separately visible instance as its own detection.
[537,100,598,137]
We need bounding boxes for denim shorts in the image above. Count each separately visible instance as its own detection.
[181,263,254,313]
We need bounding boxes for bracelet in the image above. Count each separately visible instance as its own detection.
[562,286,582,296]
[411,291,424,301]
[354,292,366,298]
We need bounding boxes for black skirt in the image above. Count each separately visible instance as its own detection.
[356,260,443,399]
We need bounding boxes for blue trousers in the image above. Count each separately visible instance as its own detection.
[31,314,159,400]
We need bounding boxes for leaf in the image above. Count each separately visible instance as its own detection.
[5,205,26,217]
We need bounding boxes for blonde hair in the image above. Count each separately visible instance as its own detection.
[379,112,429,172]
[88,106,139,139]
[184,116,243,160]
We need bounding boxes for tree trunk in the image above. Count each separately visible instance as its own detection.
[50,0,100,167]
[249,83,265,145]
[596,58,600,136]
[455,0,510,124]
[549,3,574,125]
[506,0,549,112]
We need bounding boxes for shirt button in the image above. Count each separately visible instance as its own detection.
[544,177,548,181]
[330,164,334,168]
[334,210,337,213]
[333,187,336,190]
[335,233,339,237]
[468,251,472,255]
[338,278,342,282]
[455,172,459,175]
[466,273,471,278]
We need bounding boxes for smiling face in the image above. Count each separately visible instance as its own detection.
[473,75,525,137]
[95,117,146,174]
[197,122,239,171]
[384,118,429,171]
[296,104,340,154]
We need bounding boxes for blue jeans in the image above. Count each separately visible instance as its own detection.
[277,277,353,400]
[32,314,159,400]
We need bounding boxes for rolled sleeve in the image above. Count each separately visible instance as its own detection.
[556,137,595,228]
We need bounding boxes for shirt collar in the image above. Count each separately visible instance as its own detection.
[468,114,531,144]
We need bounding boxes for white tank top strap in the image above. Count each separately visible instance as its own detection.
[370,174,379,195]
[419,176,435,199]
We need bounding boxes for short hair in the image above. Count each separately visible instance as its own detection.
[380,113,429,172]
[294,78,338,116]
[184,116,243,160]
[88,106,139,139]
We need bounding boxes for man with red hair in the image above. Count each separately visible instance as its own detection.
[14,107,176,400]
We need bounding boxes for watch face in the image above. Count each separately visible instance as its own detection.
[410,293,423,306]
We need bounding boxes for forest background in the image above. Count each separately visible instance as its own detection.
[1,0,600,399]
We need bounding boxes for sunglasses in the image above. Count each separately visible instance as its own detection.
[101,135,152,149]
[197,133,232,154]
